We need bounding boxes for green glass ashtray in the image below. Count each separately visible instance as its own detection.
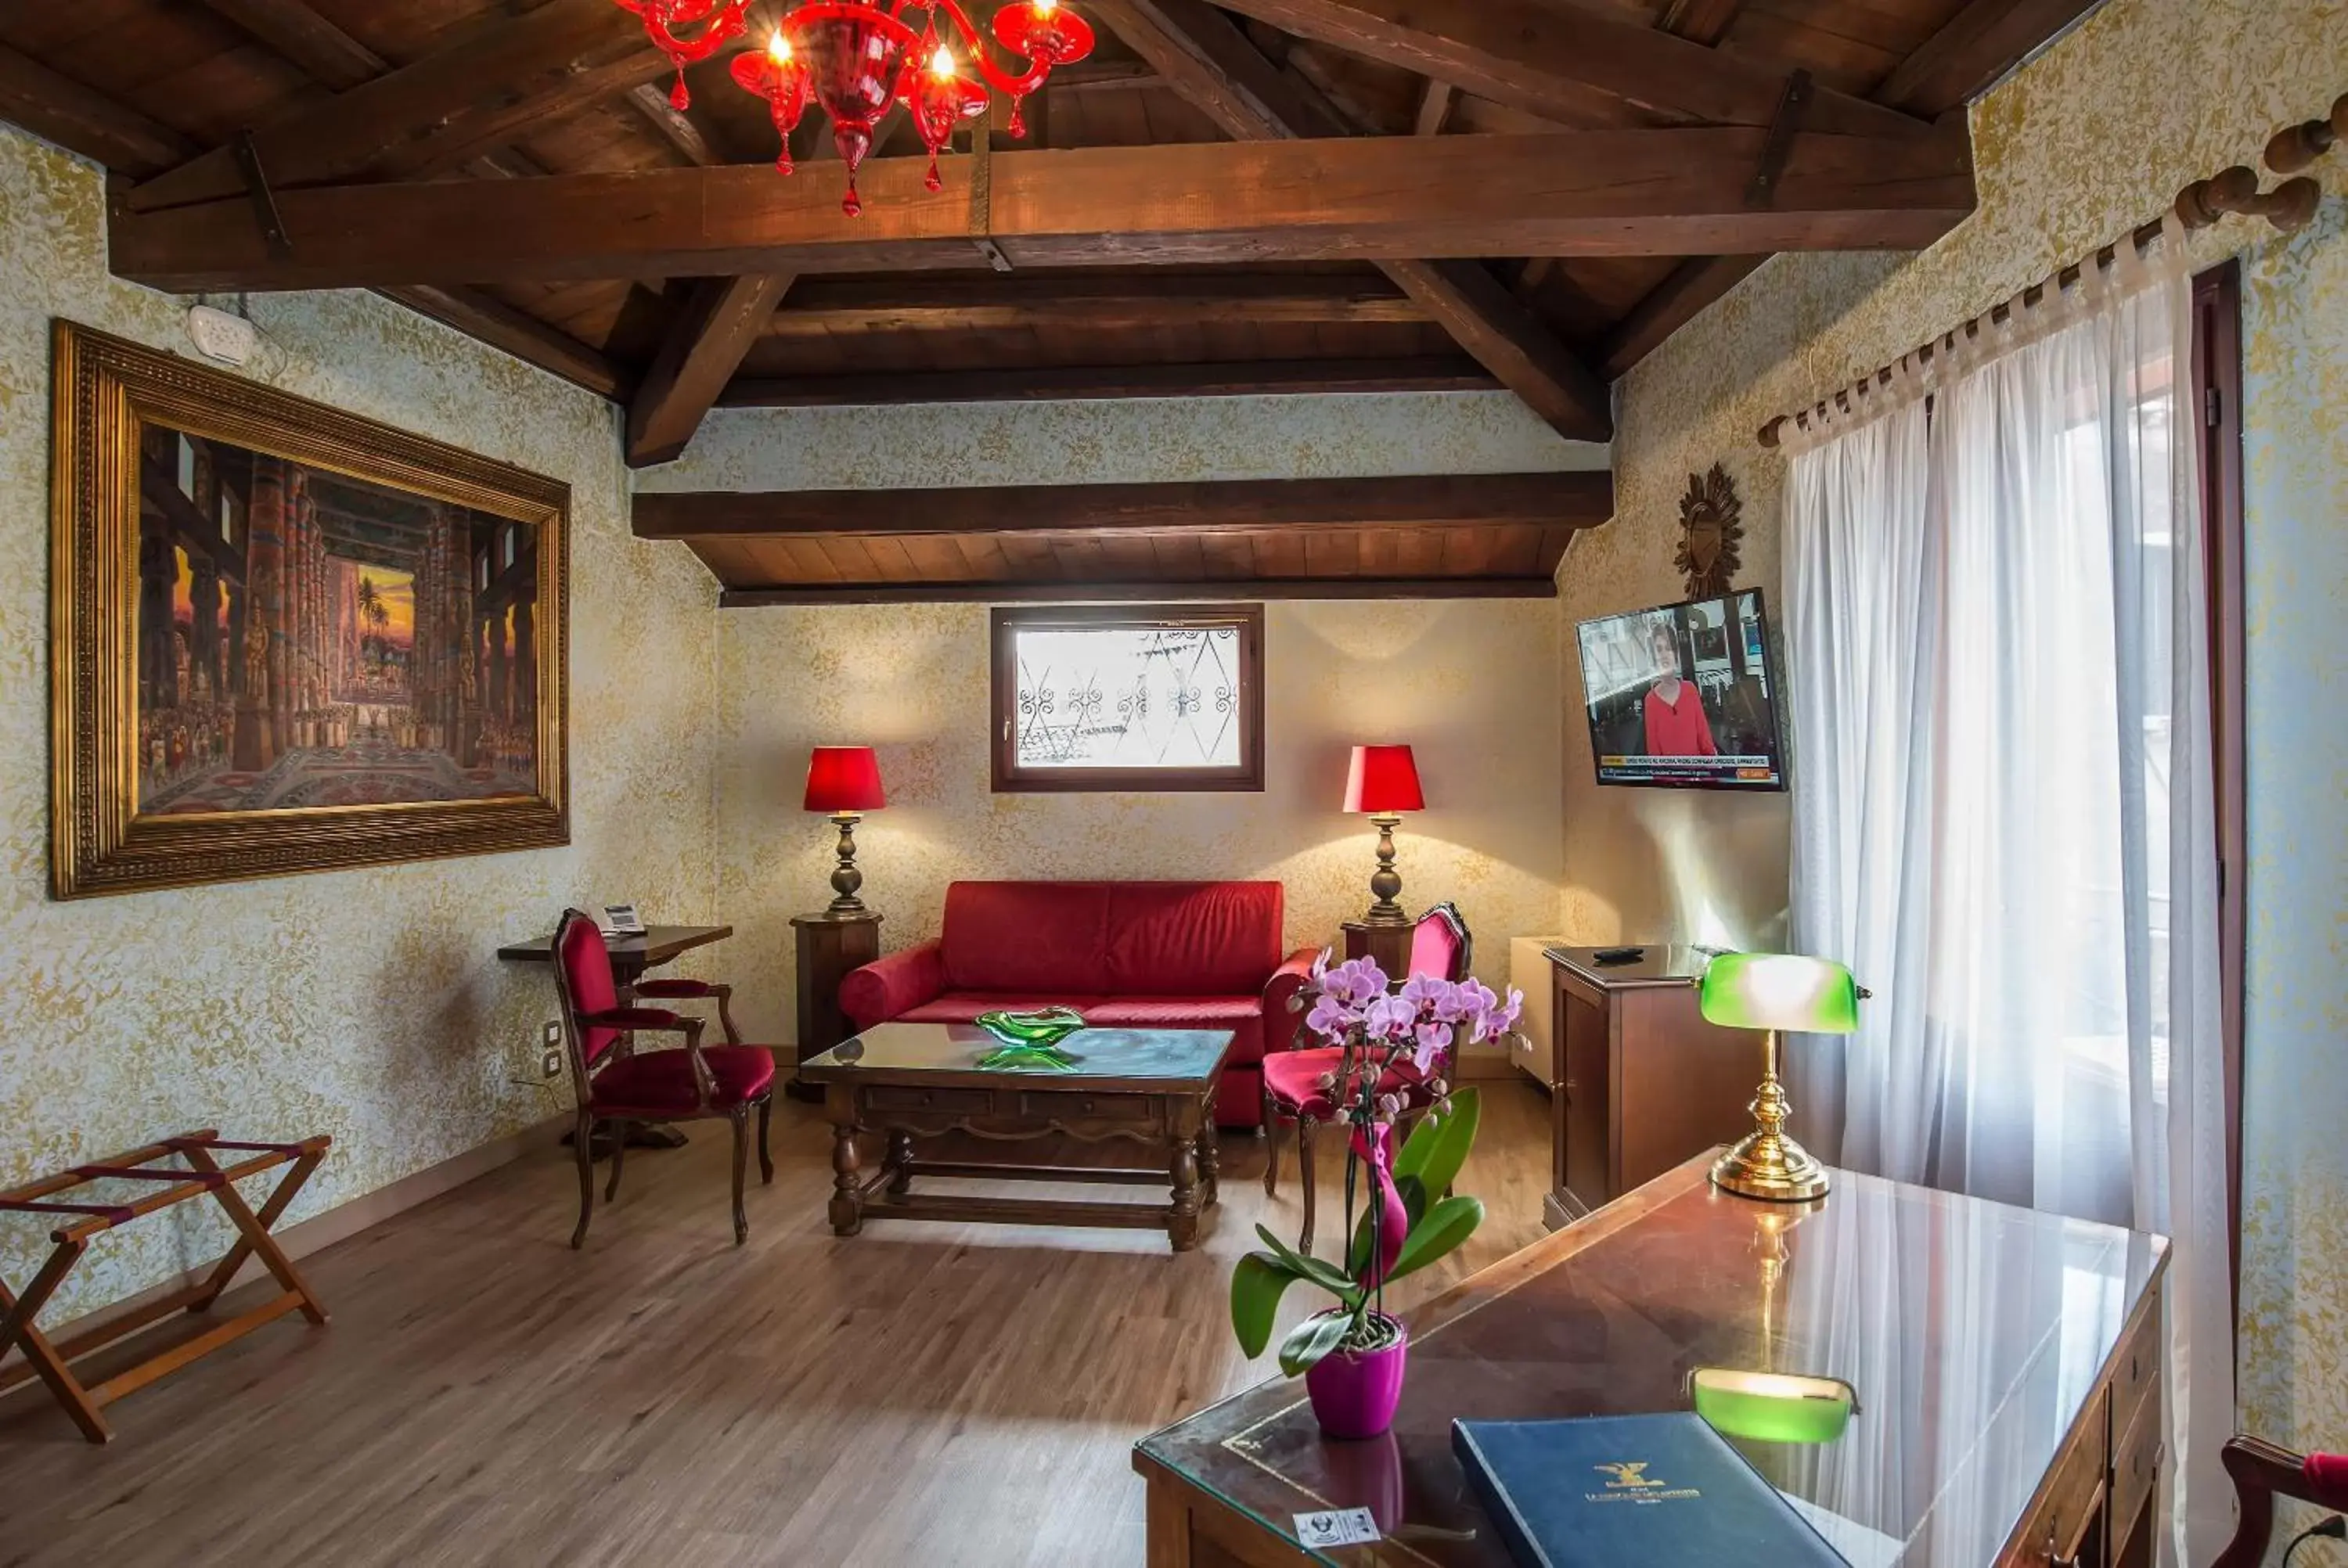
[974,1007,1086,1070]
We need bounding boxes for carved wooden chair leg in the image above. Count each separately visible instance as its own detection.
[571,1107,596,1249]
[603,1120,628,1203]
[1262,1081,1281,1198]
[1298,1116,1318,1254]
[757,1095,774,1185]
[729,1107,751,1246]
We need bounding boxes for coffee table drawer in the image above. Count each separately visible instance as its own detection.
[867,1085,996,1116]
[1019,1091,1158,1122]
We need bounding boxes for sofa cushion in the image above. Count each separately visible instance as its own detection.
[1082,995,1266,1066]
[1102,882,1283,995]
[940,882,1114,993]
[899,991,1112,1024]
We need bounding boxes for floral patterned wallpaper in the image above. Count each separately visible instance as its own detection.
[0,123,720,1322]
[1580,0,2348,1510]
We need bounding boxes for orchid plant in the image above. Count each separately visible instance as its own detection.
[1231,954,1525,1375]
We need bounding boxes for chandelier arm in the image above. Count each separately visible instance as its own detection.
[928,0,1053,99]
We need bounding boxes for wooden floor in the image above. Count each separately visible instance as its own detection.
[0,1082,1555,1567]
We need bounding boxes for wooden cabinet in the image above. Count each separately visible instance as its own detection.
[1542,945,1761,1225]
[788,911,881,1102]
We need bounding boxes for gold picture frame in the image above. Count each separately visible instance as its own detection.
[50,322,570,898]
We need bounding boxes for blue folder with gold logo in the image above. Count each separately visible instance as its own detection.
[1451,1412,1849,1567]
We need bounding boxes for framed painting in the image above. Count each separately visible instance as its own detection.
[50,322,569,898]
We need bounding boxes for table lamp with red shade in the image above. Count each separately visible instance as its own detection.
[804,745,885,917]
[1344,743,1424,927]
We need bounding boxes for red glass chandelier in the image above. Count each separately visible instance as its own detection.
[615,0,1094,216]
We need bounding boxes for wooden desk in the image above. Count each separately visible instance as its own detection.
[1135,1153,2169,1567]
[495,923,734,984]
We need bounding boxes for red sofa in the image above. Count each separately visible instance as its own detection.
[838,880,1315,1128]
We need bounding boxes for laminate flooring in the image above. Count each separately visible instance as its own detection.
[0,1083,1557,1568]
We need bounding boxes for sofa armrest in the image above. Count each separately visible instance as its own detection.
[1259,947,1322,1056]
[840,940,947,1029]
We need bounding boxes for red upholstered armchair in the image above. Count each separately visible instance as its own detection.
[549,908,776,1249]
[839,881,1316,1129]
[2216,1436,2348,1566]
[1262,902,1471,1252]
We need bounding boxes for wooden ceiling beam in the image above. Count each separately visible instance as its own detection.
[127,0,660,214]
[1874,0,2105,117]
[1084,0,1352,139]
[1198,0,1935,138]
[634,471,1614,538]
[625,82,733,167]
[1597,254,1767,378]
[718,577,1561,606]
[1085,0,1610,441]
[0,42,196,174]
[196,0,387,90]
[377,285,632,400]
[718,357,1499,406]
[626,273,798,467]
[1658,0,1748,47]
[764,272,1424,333]
[109,129,1976,291]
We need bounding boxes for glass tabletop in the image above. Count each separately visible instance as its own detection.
[1136,1158,2168,1567]
[798,1021,1235,1089]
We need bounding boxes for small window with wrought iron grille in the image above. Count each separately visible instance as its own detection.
[990,605,1265,793]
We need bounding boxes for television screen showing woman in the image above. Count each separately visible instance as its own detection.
[1574,591,1786,790]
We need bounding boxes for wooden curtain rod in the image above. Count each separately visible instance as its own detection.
[1757,90,2345,449]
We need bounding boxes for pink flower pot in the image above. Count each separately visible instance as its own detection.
[1304,1313,1409,1440]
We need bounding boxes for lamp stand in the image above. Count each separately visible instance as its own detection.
[1709,1028,1831,1202]
[1362,813,1410,926]
[825,811,868,917]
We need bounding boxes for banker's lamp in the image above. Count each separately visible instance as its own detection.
[803,745,885,917]
[1699,951,1860,1202]
[1342,744,1424,927]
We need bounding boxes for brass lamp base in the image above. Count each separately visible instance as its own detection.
[1709,1027,1832,1203]
[1709,1128,1831,1203]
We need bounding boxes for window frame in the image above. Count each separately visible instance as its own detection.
[989,603,1266,794]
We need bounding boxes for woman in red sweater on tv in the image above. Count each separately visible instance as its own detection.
[1640,619,1717,757]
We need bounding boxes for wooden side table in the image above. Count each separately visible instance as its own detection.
[789,911,881,1102]
[1340,919,1413,977]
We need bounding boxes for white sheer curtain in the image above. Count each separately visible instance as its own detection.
[1784,243,2234,1566]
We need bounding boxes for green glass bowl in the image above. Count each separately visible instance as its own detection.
[974,1007,1087,1048]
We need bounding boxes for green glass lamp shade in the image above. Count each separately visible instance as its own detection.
[1689,1368,1858,1444]
[1698,953,1860,1034]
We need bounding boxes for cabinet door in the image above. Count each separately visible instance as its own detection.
[1560,986,1612,1208]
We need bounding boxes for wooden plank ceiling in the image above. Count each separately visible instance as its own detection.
[0,0,2101,602]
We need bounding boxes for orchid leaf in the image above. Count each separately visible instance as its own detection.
[1383,1194,1485,1285]
[1395,1087,1482,1199]
[1253,1224,1356,1298]
[1277,1311,1356,1377]
[1231,1251,1301,1358]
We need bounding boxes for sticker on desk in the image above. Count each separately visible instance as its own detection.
[1294,1508,1381,1548]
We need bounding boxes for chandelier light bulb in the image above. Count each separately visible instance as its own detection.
[767,27,792,63]
[930,43,957,78]
[1035,0,1058,13]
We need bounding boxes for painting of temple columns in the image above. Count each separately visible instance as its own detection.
[136,423,541,813]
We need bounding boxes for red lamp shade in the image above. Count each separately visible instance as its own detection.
[803,746,885,813]
[1343,744,1424,815]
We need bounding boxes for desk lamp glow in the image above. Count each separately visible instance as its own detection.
[1699,952,1860,1203]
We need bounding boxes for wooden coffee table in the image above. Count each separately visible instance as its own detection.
[798,1022,1233,1251]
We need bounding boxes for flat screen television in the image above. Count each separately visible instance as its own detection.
[1576,589,1786,790]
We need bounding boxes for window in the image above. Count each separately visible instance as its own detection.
[990,605,1264,793]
